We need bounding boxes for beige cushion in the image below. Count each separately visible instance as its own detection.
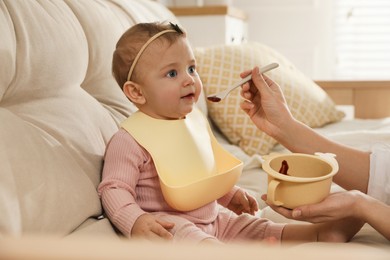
[194,42,345,155]
[0,0,175,236]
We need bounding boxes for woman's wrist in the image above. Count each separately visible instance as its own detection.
[272,117,308,152]
[353,191,371,221]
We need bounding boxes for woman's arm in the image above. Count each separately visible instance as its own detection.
[358,192,390,240]
[278,119,370,192]
[240,67,370,192]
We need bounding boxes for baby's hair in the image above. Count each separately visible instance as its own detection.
[112,22,186,89]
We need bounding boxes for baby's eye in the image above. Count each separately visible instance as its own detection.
[188,65,196,74]
[167,70,177,78]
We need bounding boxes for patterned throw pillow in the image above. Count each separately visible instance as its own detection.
[194,42,345,155]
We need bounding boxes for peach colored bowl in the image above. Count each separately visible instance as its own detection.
[262,153,339,209]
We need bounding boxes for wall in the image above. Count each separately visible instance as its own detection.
[233,0,335,80]
[162,0,336,80]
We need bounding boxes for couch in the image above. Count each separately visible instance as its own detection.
[1,0,389,258]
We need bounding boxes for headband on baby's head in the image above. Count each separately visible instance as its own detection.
[126,22,184,82]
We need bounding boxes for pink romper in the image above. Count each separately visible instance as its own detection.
[98,129,285,243]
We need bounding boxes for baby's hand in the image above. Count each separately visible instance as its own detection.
[132,213,175,241]
[227,190,259,215]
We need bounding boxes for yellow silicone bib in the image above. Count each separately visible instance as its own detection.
[121,108,243,211]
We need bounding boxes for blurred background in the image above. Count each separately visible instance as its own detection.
[161,0,390,81]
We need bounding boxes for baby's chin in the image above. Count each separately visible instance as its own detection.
[179,105,196,118]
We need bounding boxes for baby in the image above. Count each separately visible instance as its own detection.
[98,22,362,244]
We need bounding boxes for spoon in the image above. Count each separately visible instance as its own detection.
[207,62,279,102]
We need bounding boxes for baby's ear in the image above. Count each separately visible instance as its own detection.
[123,81,146,105]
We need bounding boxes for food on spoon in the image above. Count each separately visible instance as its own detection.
[207,96,221,102]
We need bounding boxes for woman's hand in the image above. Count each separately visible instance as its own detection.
[264,190,390,240]
[261,191,362,223]
[240,67,293,139]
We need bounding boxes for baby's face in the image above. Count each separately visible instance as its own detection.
[135,37,202,120]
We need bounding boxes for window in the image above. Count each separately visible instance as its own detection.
[333,0,390,79]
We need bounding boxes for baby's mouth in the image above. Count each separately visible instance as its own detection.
[182,93,195,99]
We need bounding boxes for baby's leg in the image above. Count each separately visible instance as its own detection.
[153,213,219,244]
[213,211,285,243]
[282,217,364,243]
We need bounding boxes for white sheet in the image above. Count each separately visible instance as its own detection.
[315,117,390,149]
[272,117,390,152]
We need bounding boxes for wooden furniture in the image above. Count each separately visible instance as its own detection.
[169,5,247,47]
[317,81,390,119]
